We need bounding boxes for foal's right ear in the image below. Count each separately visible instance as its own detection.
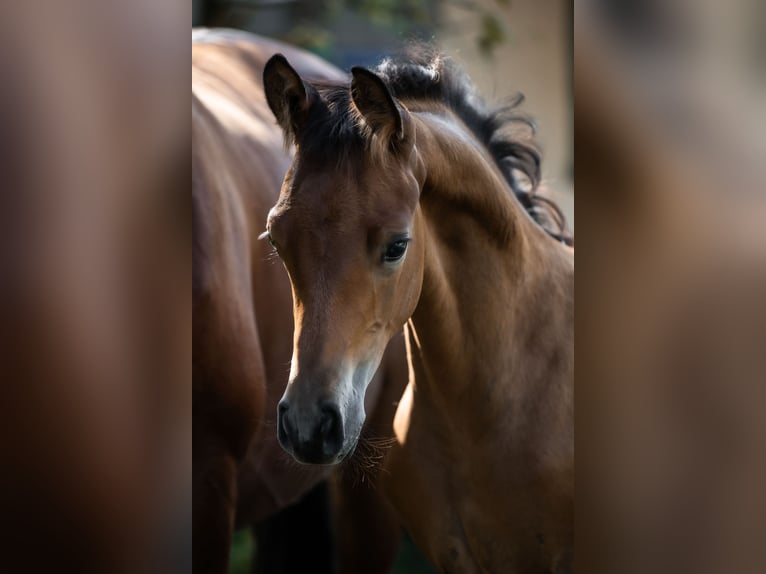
[263,54,311,144]
[350,66,404,144]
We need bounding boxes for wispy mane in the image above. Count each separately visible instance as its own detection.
[301,46,573,245]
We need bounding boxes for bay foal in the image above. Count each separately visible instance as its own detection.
[193,30,404,573]
[263,49,573,572]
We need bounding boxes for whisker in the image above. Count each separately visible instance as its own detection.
[342,432,397,487]
[263,248,281,263]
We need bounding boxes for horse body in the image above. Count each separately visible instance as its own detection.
[384,113,574,571]
[193,31,336,570]
[263,49,573,573]
[193,30,405,573]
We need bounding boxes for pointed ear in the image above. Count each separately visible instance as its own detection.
[350,66,404,145]
[263,54,311,143]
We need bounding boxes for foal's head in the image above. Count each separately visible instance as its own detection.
[263,55,424,464]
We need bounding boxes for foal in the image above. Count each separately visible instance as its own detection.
[263,49,573,572]
[194,30,405,573]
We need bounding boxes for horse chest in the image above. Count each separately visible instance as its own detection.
[388,405,568,573]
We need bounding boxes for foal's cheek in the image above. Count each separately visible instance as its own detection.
[400,251,424,316]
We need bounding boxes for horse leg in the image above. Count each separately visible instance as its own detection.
[332,468,402,574]
[251,480,336,574]
[193,449,238,574]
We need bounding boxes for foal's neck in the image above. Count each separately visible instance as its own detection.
[407,113,573,421]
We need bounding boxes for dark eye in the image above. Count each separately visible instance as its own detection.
[382,239,409,263]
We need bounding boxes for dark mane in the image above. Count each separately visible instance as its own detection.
[301,46,573,246]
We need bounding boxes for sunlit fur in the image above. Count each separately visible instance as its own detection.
[293,46,572,245]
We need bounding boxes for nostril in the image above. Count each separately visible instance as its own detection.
[319,408,334,434]
[318,402,343,455]
[319,403,340,430]
[277,400,291,449]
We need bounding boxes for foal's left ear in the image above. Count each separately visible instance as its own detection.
[350,67,406,146]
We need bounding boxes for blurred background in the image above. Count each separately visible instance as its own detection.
[193,0,573,225]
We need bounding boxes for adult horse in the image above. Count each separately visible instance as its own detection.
[263,48,573,572]
[193,29,405,573]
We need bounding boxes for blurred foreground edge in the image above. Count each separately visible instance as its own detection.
[0,2,189,572]
[576,3,766,574]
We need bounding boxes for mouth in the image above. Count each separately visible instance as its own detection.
[288,435,360,466]
[337,437,360,463]
[289,451,350,466]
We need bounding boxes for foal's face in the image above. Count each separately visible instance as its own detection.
[263,56,423,464]
[266,156,423,464]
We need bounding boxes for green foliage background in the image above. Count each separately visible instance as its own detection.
[193,0,513,57]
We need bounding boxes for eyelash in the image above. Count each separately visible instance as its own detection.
[261,230,280,260]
